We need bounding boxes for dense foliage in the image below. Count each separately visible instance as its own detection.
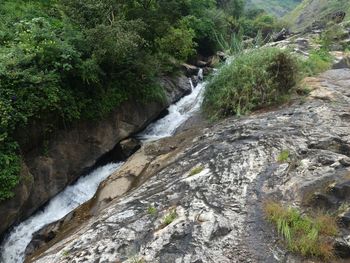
[203,48,299,119]
[0,0,283,200]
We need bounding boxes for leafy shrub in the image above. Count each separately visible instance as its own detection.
[321,23,347,49]
[264,201,338,260]
[203,48,299,119]
[0,141,21,201]
[157,25,197,61]
[301,49,333,76]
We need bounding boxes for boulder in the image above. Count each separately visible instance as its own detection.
[331,11,346,24]
[273,28,289,42]
[119,138,141,159]
[181,63,200,77]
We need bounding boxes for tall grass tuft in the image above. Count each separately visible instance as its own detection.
[203,47,299,119]
[264,201,338,260]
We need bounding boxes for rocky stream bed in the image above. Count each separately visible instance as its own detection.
[21,68,350,263]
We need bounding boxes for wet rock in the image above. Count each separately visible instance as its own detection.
[0,73,192,239]
[195,60,209,68]
[191,76,199,88]
[181,63,200,77]
[339,211,350,228]
[120,138,141,159]
[334,238,350,258]
[216,51,227,61]
[202,67,213,77]
[28,69,350,263]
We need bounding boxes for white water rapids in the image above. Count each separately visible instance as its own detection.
[138,70,206,141]
[0,70,207,263]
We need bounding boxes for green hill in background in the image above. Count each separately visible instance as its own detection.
[285,0,350,30]
[246,0,301,17]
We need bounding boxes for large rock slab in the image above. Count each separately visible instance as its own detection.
[29,69,350,262]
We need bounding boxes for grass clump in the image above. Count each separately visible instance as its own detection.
[277,150,290,163]
[301,49,333,76]
[162,209,178,227]
[130,256,145,263]
[147,206,157,216]
[62,250,69,257]
[264,201,338,260]
[203,47,300,119]
[189,166,204,176]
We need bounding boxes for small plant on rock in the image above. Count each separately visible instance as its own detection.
[162,209,178,227]
[277,150,290,163]
[189,166,204,176]
[147,206,157,216]
[130,256,145,263]
[62,250,69,257]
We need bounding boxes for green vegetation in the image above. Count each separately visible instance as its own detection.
[247,0,301,17]
[147,206,158,216]
[203,48,299,119]
[62,250,69,257]
[130,257,145,263]
[285,0,350,30]
[277,150,290,163]
[162,209,178,227]
[3,0,280,201]
[264,201,338,260]
[302,49,333,76]
[189,166,204,176]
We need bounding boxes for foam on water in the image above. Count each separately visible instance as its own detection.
[138,70,206,141]
[0,162,123,263]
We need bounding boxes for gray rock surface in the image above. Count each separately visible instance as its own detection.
[28,69,350,262]
[0,75,192,239]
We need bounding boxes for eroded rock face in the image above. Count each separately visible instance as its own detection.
[29,69,350,263]
[0,75,192,239]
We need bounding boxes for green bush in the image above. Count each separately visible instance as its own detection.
[0,141,21,201]
[301,49,333,76]
[203,48,299,119]
[157,25,197,61]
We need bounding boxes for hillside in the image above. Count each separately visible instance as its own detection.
[246,0,301,17]
[285,0,350,30]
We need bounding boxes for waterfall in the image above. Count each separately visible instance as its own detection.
[138,69,206,141]
[0,69,207,263]
[0,163,123,263]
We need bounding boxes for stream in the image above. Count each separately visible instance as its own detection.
[0,70,206,263]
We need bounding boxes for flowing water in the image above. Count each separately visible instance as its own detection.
[0,163,123,263]
[0,70,207,263]
[138,69,206,141]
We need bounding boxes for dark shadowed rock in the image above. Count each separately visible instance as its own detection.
[274,28,289,42]
[181,63,200,77]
